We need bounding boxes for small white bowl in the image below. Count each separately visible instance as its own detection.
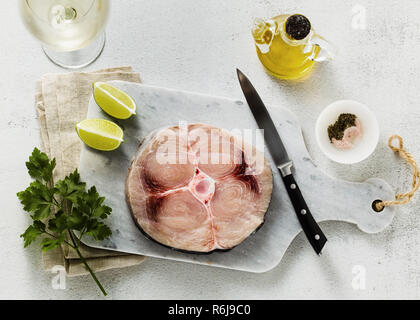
[315,100,379,164]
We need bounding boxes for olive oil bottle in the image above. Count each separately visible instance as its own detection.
[252,14,334,80]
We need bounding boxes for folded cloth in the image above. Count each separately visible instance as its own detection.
[35,66,146,276]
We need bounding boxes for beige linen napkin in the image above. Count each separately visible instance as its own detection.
[35,66,146,276]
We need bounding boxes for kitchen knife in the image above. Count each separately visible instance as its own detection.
[236,69,327,255]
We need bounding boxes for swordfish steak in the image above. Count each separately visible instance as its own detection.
[126,123,273,253]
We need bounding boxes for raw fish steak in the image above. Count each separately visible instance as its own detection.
[126,123,273,253]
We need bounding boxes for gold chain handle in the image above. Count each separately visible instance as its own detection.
[375,135,420,211]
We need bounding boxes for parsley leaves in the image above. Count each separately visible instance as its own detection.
[17,148,112,296]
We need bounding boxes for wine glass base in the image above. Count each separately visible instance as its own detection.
[42,32,106,69]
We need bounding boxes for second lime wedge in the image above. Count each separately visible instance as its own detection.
[93,82,137,119]
[76,119,124,151]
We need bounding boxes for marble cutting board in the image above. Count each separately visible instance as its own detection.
[78,81,396,273]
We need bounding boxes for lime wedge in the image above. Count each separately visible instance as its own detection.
[76,119,124,151]
[93,82,137,119]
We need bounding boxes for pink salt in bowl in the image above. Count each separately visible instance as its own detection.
[315,100,380,164]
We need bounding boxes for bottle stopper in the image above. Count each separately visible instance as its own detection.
[285,14,311,40]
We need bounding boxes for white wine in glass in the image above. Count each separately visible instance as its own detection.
[19,0,110,68]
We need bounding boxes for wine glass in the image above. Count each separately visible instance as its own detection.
[19,0,110,69]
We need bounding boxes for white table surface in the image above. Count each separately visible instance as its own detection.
[1,0,420,300]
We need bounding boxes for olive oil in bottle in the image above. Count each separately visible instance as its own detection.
[252,14,334,80]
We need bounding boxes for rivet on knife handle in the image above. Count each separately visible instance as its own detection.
[280,170,327,254]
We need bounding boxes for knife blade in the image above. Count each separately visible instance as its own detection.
[236,69,327,255]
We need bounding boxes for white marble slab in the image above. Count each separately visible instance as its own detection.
[78,81,396,273]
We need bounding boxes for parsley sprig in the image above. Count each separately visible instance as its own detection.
[17,148,112,296]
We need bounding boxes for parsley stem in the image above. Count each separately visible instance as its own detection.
[43,231,75,249]
[51,196,62,208]
[79,226,86,240]
[67,230,107,296]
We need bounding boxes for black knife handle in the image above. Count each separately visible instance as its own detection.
[281,173,327,254]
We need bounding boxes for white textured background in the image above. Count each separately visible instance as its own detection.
[1,0,420,299]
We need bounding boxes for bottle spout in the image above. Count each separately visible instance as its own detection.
[252,18,269,43]
[252,18,276,54]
